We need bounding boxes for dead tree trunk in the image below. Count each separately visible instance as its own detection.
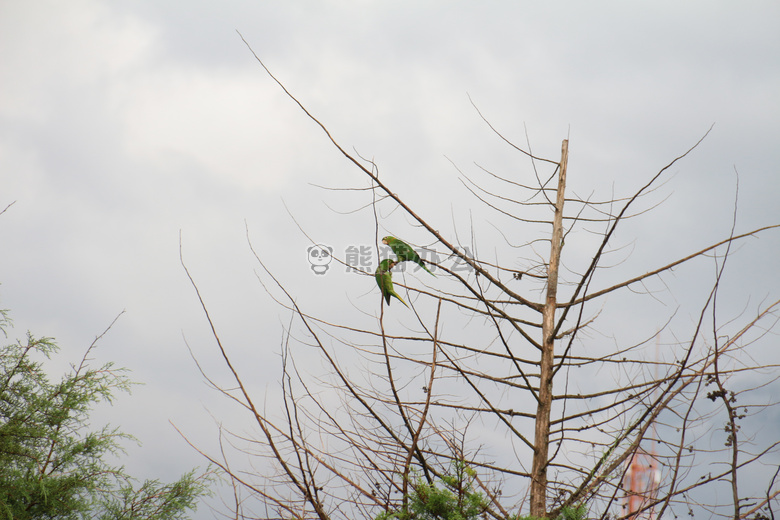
[530,139,568,518]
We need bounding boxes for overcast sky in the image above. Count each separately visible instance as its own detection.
[1,1,779,517]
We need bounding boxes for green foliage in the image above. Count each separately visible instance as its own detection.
[374,459,588,520]
[559,504,588,520]
[510,503,588,520]
[0,316,212,520]
[376,461,488,520]
[94,470,212,520]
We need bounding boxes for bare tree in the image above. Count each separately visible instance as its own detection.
[179,37,780,520]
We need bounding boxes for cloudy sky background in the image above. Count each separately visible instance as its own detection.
[2,1,779,517]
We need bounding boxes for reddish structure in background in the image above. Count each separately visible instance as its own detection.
[623,447,661,519]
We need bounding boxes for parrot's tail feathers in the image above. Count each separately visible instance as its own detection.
[394,293,410,308]
[420,261,436,276]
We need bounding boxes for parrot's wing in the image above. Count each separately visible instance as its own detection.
[376,270,393,305]
[391,239,435,276]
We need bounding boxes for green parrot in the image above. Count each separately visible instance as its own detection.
[375,258,409,308]
[382,236,435,276]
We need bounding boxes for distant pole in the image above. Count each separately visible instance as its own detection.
[623,334,661,519]
[623,448,659,519]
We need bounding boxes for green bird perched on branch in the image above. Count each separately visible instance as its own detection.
[375,258,409,308]
[382,236,435,276]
